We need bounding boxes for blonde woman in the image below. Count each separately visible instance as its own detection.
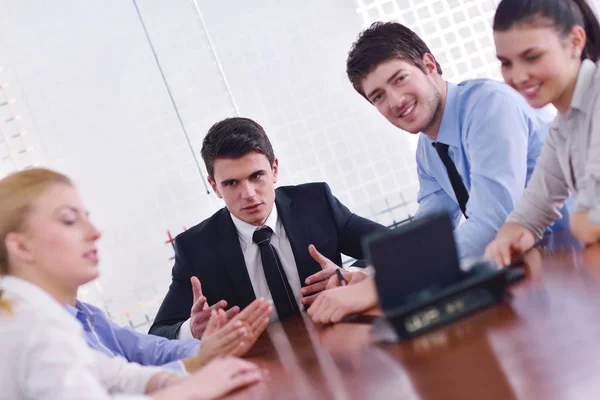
[0,168,268,399]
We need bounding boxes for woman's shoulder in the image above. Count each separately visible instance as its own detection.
[0,291,80,342]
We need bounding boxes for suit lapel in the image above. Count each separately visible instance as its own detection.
[275,189,320,288]
[217,209,256,308]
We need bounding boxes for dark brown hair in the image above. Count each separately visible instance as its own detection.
[494,0,600,62]
[201,117,275,179]
[346,21,442,98]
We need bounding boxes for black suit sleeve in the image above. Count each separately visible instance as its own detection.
[148,239,195,339]
[321,182,389,260]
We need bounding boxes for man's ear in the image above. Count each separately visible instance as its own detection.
[207,176,222,199]
[271,158,279,184]
[422,53,439,75]
[5,231,34,265]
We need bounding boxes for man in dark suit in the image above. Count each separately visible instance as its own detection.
[149,117,387,339]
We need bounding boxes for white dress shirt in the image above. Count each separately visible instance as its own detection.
[230,205,303,320]
[179,206,302,338]
[0,276,165,400]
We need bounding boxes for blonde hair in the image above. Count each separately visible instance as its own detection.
[0,168,72,312]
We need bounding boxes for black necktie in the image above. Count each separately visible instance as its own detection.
[252,227,300,319]
[433,142,469,218]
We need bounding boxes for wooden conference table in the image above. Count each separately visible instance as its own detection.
[227,233,600,400]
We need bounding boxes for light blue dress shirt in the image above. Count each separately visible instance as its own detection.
[414,80,570,259]
[66,301,200,372]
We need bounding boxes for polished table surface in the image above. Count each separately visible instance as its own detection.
[227,233,600,400]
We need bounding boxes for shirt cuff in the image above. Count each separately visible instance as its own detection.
[506,213,545,240]
[177,318,194,340]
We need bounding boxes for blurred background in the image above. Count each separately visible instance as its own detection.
[1,0,587,331]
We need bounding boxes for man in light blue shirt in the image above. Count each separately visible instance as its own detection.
[346,21,569,259]
[67,301,199,372]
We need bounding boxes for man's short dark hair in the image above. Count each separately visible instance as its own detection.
[201,117,275,179]
[346,21,442,98]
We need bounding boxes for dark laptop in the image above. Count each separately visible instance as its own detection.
[362,212,465,312]
[363,212,524,339]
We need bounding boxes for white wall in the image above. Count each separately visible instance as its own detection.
[0,0,566,331]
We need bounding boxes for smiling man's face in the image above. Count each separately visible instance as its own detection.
[361,57,443,135]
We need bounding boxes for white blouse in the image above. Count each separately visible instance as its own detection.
[0,276,165,399]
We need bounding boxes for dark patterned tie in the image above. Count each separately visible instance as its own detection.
[252,227,299,319]
[433,142,469,218]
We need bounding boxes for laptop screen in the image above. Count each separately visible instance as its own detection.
[364,212,464,311]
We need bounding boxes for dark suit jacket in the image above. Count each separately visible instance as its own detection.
[149,182,388,339]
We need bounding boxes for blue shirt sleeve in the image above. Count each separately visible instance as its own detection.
[415,142,462,224]
[106,317,200,371]
[456,91,531,259]
[80,302,199,372]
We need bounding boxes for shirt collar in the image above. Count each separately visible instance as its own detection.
[435,82,461,148]
[0,275,78,327]
[65,303,78,317]
[230,204,280,245]
[570,59,597,114]
[65,300,95,324]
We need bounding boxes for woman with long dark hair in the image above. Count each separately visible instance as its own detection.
[486,0,600,265]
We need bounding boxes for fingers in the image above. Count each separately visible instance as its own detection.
[227,340,247,357]
[308,244,327,265]
[235,298,264,321]
[306,244,339,285]
[348,271,368,285]
[191,295,208,315]
[307,295,323,320]
[251,316,270,337]
[310,298,335,324]
[330,308,348,324]
[218,308,228,328]
[191,300,228,338]
[190,276,203,304]
[503,234,524,267]
[307,287,357,324]
[485,240,512,267]
[484,243,499,265]
[300,292,320,306]
[207,320,248,355]
[205,300,227,314]
[500,242,513,267]
[249,309,271,333]
[220,321,248,344]
[231,313,271,357]
[221,336,248,357]
[225,306,240,320]
[325,274,341,290]
[250,302,273,331]
[240,301,272,329]
[203,310,219,337]
[213,301,271,347]
[305,267,337,286]
[218,357,262,375]
[226,370,265,391]
[214,311,239,335]
[486,232,528,268]
[300,280,328,300]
